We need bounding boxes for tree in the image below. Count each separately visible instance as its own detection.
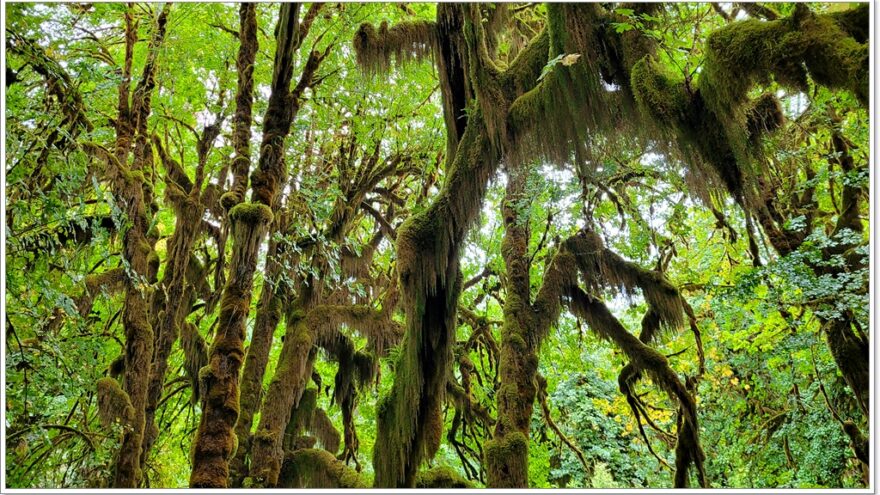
[4,2,869,490]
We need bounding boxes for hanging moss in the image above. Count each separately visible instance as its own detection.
[507,4,646,167]
[745,93,785,143]
[180,322,208,405]
[310,409,341,455]
[567,288,707,487]
[374,112,496,488]
[353,20,436,75]
[415,466,472,488]
[97,377,135,428]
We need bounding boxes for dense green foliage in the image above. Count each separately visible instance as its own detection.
[4,2,869,489]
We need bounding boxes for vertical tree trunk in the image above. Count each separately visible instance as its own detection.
[229,238,285,486]
[190,4,302,487]
[108,5,170,487]
[485,165,536,488]
[373,112,496,488]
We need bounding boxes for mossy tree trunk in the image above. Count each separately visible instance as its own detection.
[247,297,318,487]
[190,3,310,487]
[141,125,220,469]
[228,237,285,486]
[363,7,551,487]
[372,112,496,487]
[102,5,169,487]
[485,165,537,488]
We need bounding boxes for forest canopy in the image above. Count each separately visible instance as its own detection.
[3,1,871,489]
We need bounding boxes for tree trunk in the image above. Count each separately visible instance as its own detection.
[190,4,301,487]
[486,165,536,488]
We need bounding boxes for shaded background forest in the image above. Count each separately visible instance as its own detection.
[4,1,870,489]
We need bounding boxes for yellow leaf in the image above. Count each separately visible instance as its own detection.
[561,53,581,66]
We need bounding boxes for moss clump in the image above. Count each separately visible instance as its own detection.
[415,466,472,488]
[229,202,274,226]
[96,377,135,428]
[219,191,240,211]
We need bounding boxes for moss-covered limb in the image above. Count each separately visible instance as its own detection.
[823,316,869,419]
[353,19,436,75]
[6,32,93,144]
[192,6,307,485]
[229,240,286,486]
[309,304,403,356]
[415,466,472,488]
[179,322,208,405]
[842,421,869,466]
[141,163,206,466]
[97,8,170,487]
[828,3,869,43]
[72,268,126,320]
[114,287,154,488]
[248,3,300,208]
[374,111,496,488]
[247,316,316,487]
[699,4,868,166]
[569,231,684,329]
[566,288,707,488]
[189,214,268,488]
[224,3,258,210]
[277,448,368,488]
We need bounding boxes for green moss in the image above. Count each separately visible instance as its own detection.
[279,449,368,488]
[415,466,472,488]
[485,431,529,487]
[798,13,868,106]
[698,5,868,168]
[630,56,688,128]
[96,377,135,427]
[829,3,868,42]
[219,191,240,210]
[229,202,274,226]
[121,169,146,187]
